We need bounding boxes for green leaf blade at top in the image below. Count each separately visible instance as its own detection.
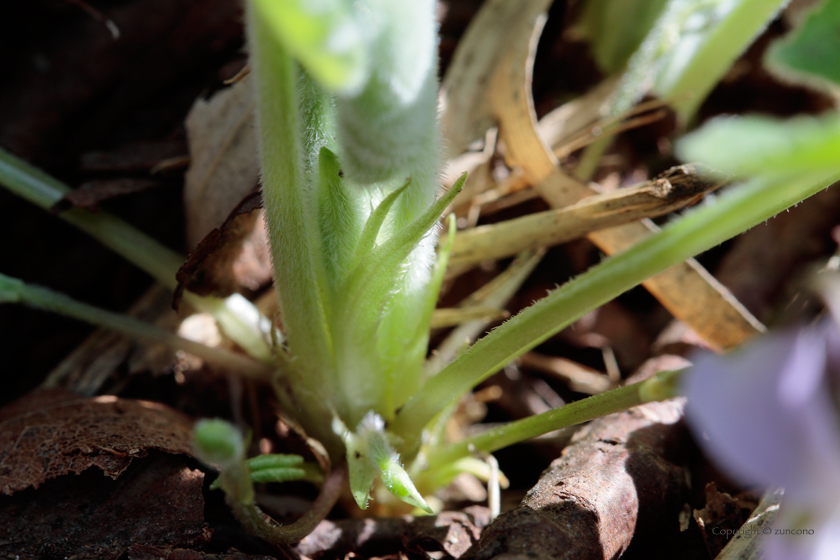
[251,0,369,95]
[766,0,840,95]
[676,113,840,178]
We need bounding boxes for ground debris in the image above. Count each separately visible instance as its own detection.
[462,356,691,560]
[296,506,492,560]
[174,190,271,305]
[0,453,209,559]
[128,544,278,560]
[693,483,759,558]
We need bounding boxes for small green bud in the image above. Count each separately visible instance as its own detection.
[378,455,433,514]
[193,419,244,469]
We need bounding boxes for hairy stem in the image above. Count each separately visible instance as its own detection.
[392,170,840,448]
[423,369,683,471]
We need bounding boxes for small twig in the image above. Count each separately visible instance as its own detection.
[519,352,615,395]
[449,165,722,267]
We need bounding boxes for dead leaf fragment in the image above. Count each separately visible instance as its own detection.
[52,178,162,212]
[693,483,758,558]
[443,0,764,351]
[0,389,194,495]
[174,190,271,306]
[184,75,260,249]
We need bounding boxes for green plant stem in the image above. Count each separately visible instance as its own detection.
[391,170,840,448]
[0,147,274,363]
[654,0,788,122]
[423,369,683,471]
[247,0,332,373]
[246,0,346,454]
[227,464,346,546]
[0,273,274,381]
[0,147,183,286]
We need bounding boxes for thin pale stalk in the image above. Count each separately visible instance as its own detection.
[0,147,274,362]
[423,369,682,471]
[1,274,274,381]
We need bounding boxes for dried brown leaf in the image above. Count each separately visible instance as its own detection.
[184,76,259,249]
[0,389,194,495]
[174,190,271,306]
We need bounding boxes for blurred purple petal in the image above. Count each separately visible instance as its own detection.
[763,506,840,560]
[684,321,840,507]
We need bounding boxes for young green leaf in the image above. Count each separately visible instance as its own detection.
[340,412,431,512]
[377,456,433,513]
[336,415,378,509]
[249,467,308,484]
[250,0,368,95]
[574,0,669,74]
[317,147,365,286]
[676,114,840,177]
[248,453,305,470]
[766,0,840,95]
[347,179,410,272]
[613,0,788,121]
[340,174,467,332]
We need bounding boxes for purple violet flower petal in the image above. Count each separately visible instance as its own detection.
[684,321,840,508]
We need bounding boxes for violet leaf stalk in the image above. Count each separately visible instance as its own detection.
[245,0,449,509]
